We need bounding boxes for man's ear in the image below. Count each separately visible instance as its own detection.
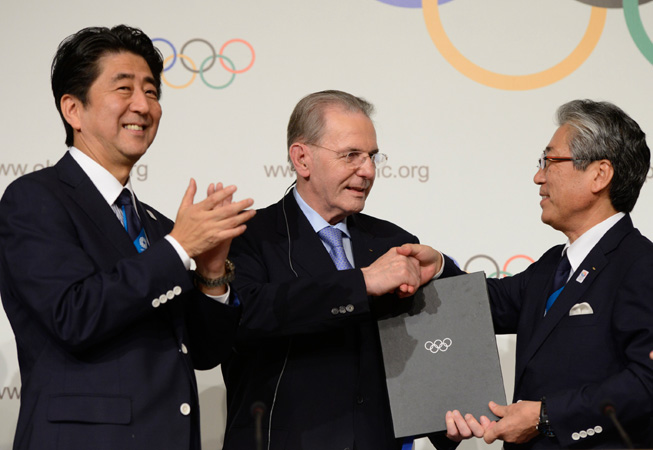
[289,143,311,177]
[60,94,82,132]
[591,159,614,194]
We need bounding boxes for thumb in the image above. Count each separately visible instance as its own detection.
[396,243,416,257]
[488,401,507,418]
[180,178,197,209]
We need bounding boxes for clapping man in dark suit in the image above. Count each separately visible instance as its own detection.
[221,90,459,450]
[443,100,653,448]
[0,25,255,450]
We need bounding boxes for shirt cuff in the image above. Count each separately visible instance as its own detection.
[165,235,191,270]
[164,235,232,305]
[433,250,445,279]
[203,283,231,305]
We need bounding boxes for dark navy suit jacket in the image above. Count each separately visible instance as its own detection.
[0,153,239,450]
[464,215,653,448]
[223,192,459,450]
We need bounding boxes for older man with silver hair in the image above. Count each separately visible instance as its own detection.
[445,99,653,448]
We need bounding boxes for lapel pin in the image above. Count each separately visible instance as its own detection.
[147,210,157,220]
[576,269,589,283]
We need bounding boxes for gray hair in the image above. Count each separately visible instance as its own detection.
[286,90,374,167]
[556,99,650,212]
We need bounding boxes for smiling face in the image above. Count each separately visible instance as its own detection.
[297,106,378,224]
[62,51,162,183]
[534,124,606,241]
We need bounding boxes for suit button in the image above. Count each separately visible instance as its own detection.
[152,298,161,308]
[180,403,191,416]
[166,290,175,300]
[173,285,182,295]
[339,306,346,314]
[180,343,188,354]
[594,426,603,434]
[346,304,354,312]
[159,294,168,304]
[356,396,364,404]
[331,308,339,315]
[587,428,595,436]
[579,430,587,439]
[572,432,580,441]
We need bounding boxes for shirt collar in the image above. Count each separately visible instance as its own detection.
[68,147,134,206]
[564,212,625,273]
[292,187,350,237]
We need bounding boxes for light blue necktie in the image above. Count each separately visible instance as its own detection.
[317,226,353,270]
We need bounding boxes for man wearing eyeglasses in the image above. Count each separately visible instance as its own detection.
[444,99,653,448]
[221,90,459,450]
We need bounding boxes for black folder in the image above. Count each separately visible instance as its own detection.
[377,271,506,437]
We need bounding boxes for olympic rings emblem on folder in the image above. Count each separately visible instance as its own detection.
[425,338,452,353]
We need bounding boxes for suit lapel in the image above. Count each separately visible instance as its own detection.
[275,192,337,276]
[275,193,387,274]
[515,216,633,383]
[56,153,140,256]
[134,197,167,244]
[348,214,383,268]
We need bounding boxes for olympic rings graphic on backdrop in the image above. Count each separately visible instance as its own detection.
[462,254,535,279]
[377,0,453,7]
[624,0,653,64]
[152,38,255,90]
[376,0,653,90]
[425,338,452,353]
[422,1,606,90]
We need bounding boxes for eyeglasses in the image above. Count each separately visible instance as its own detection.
[308,143,388,168]
[537,152,587,170]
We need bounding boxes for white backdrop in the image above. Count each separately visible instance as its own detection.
[2,1,653,449]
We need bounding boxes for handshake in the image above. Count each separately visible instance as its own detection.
[364,244,544,446]
[361,244,443,298]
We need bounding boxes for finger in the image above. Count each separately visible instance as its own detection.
[214,182,229,206]
[206,198,255,222]
[452,410,474,438]
[399,244,425,260]
[464,413,485,438]
[395,243,414,257]
[482,411,501,444]
[211,209,257,235]
[445,411,464,442]
[483,430,498,444]
[180,178,198,209]
[488,401,506,418]
[480,415,493,430]
[397,283,413,296]
[200,184,239,210]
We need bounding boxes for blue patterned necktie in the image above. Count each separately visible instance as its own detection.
[317,226,353,270]
[115,189,147,253]
[545,252,571,314]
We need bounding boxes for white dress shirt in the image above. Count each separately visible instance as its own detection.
[68,147,230,303]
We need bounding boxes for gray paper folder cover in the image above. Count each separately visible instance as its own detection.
[378,271,506,437]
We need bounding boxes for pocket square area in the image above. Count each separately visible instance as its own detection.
[569,302,594,316]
